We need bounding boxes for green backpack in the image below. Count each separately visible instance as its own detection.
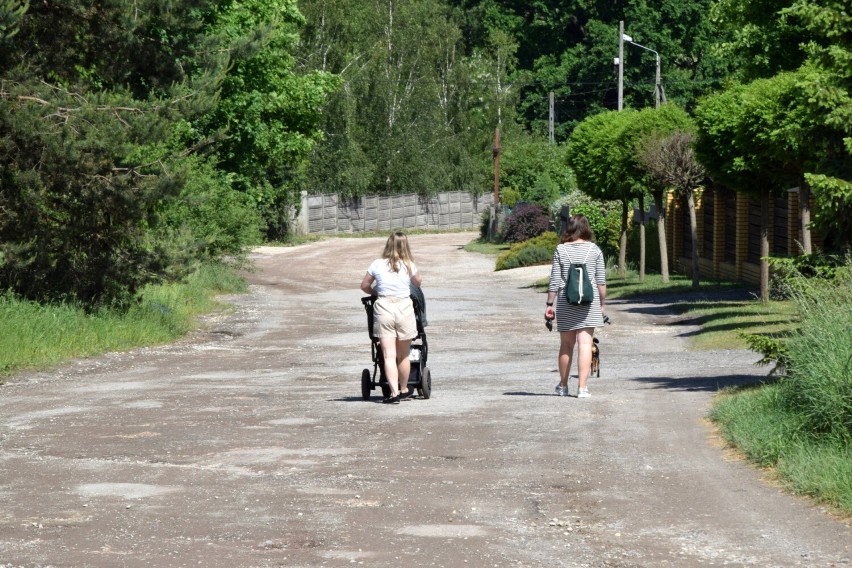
[563,245,595,306]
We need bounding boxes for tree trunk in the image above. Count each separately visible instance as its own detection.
[654,190,669,283]
[686,190,700,289]
[760,186,770,302]
[638,194,646,282]
[799,176,812,254]
[618,199,628,277]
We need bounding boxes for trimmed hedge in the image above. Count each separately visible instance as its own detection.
[496,231,558,271]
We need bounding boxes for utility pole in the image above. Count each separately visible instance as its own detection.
[654,52,661,109]
[617,20,625,111]
[489,127,501,239]
[493,127,501,207]
[548,92,555,143]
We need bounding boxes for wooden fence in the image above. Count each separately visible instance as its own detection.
[665,187,820,285]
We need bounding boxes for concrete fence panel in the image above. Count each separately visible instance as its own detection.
[298,191,489,235]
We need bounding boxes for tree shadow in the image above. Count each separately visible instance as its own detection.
[630,373,778,392]
[502,391,556,397]
[675,320,790,338]
[610,287,757,307]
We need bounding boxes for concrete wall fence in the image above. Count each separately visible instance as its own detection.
[296,190,491,235]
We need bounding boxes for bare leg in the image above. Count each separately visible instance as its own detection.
[558,330,578,387]
[396,338,412,394]
[576,328,595,391]
[379,337,399,397]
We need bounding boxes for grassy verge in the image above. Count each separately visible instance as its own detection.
[711,269,852,517]
[464,239,510,255]
[663,296,798,351]
[710,383,852,516]
[0,263,246,378]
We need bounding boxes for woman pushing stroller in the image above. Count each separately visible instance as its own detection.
[360,232,423,404]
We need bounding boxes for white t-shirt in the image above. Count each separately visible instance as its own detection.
[368,258,418,298]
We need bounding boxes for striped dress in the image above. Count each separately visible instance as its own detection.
[548,241,606,331]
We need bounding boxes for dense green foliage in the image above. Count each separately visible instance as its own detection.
[696,0,851,250]
[294,0,738,199]
[499,132,576,207]
[1,0,848,328]
[0,0,335,307]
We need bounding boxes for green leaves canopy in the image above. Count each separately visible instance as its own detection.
[566,109,637,201]
[0,0,335,306]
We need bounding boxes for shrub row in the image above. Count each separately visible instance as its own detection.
[495,232,558,271]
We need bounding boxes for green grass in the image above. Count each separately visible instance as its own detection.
[665,297,798,351]
[708,265,852,518]
[711,383,852,516]
[605,271,745,300]
[0,263,246,378]
[464,239,510,255]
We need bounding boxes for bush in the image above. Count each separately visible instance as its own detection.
[768,253,845,299]
[501,203,551,243]
[156,156,264,259]
[569,203,621,260]
[501,187,522,208]
[496,231,558,270]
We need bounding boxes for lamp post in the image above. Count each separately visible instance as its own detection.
[618,25,663,109]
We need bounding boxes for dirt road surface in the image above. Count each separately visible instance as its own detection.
[1,232,849,568]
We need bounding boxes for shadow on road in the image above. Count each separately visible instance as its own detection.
[502,391,554,397]
[630,374,776,392]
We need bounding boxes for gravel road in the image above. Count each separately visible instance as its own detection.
[1,232,849,568]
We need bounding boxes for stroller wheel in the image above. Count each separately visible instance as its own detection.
[361,369,372,401]
[380,382,391,399]
[417,367,432,400]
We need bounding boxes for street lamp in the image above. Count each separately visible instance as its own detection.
[617,24,664,109]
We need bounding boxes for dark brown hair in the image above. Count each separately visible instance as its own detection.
[560,214,594,243]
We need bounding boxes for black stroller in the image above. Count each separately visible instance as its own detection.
[360,291,431,401]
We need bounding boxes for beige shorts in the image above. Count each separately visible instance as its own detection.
[373,296,417,340]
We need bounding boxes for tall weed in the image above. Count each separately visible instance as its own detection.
[781,261,852,443]
[710,257,852,513]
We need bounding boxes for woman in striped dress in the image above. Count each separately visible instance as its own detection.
[544,215,607,398]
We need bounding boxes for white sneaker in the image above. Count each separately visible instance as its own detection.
[554,384,569,397]
[577,388,591,398]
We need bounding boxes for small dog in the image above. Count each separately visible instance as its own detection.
[590,337,601,378]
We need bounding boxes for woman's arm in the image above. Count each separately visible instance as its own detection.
[411,271,423,288]
[360,273,375,295]
[545,250,561,320]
